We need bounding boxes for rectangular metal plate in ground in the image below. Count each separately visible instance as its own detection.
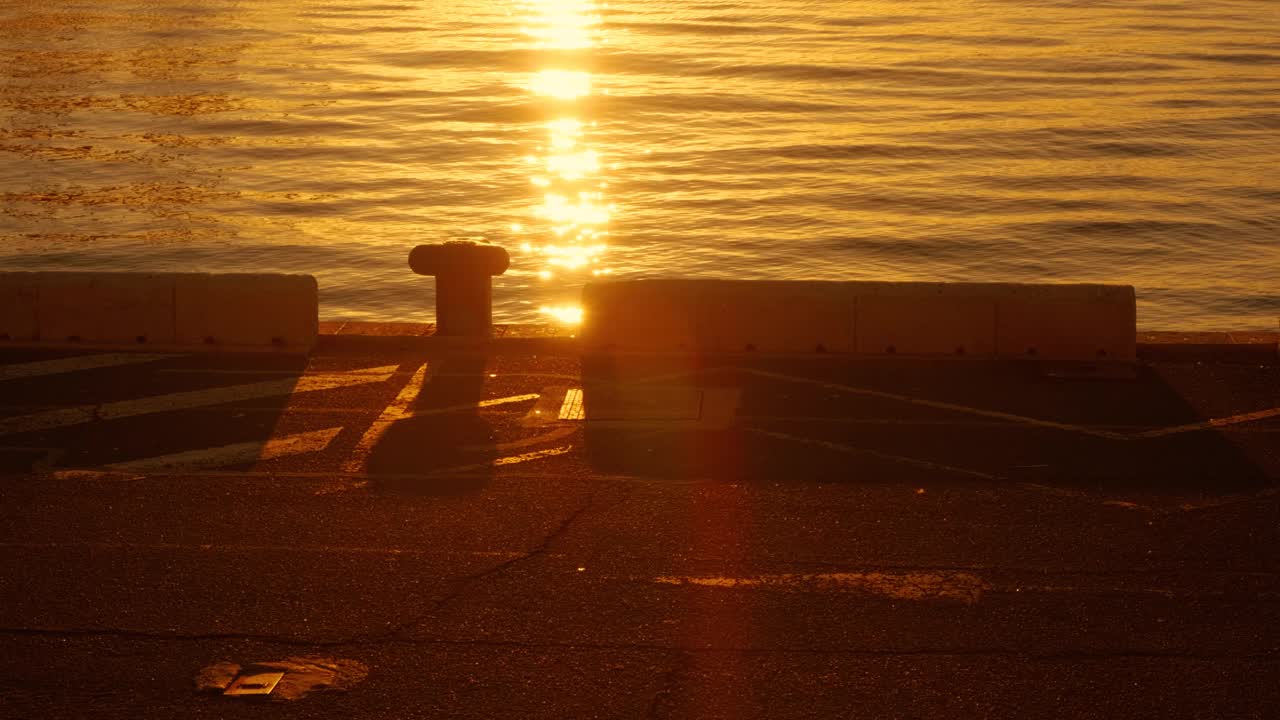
[224,671,285,697]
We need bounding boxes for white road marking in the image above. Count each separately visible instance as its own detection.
[0,364,398,437]
[104,427,343,473]
[650,572,1268,602]
[342,363,431,473]
[654,571,988,604]
[428,445,575,476]
[343,361,544,471]
[401,394,544,420]
[559,388,584,420]
[738,367,1128,440]
[473,393,541,410]
[459,426,578,453]
[347,381,544,470]
[1133,406,1280,438]
[748,427,1000,481]
[492,445,573,466]
[0,353,175,382]
[157,368,577,382]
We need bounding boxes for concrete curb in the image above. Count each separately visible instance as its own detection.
[581,280,1138,361]
[0,272,317,352]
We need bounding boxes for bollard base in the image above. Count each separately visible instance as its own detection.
[434,272,495,338]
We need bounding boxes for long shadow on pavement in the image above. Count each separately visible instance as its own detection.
[581,354,1274,493]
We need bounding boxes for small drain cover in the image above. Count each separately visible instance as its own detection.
[224,671,284,697]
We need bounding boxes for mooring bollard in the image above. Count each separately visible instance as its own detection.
[408,240,510,337]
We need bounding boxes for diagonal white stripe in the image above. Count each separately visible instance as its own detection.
[342,363,431,473]
[739,367,1127,440]
[748,427,1000,481]
[0,365,398,437]
[1134,406,1280,438]
[105,427,343,473]
[653,571,987,603]
[0,353,175,382]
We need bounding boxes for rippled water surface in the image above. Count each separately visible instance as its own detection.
[2,0,1277,328]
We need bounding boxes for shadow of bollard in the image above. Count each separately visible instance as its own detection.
[364,353,495,497]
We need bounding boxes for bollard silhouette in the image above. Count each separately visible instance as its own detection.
[408,240,510,337]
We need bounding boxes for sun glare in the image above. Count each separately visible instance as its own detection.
[529,70,592,100]
[514,0,613,297]
[538,304,585,324]
[520,0,603,50]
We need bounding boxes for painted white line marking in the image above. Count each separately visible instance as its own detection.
[492,445,573,466]
[342,363,431,473]
[1134,406,1280,438]
[429,445,575,476]
[409,393,542,418]
[558,388,585,420]
[748,427,1000,481]
[102,427,343,473]
[478,392,542,409]
[738,368,1127,440]
[0,353,176,382]
[0,407,97,435]
[494,444,571,464]
[654,571,987,604]
[157,368,577,382]
[460,426,578,453]
[0,365,398,437]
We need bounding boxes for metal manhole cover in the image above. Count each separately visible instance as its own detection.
[224,671,284,697]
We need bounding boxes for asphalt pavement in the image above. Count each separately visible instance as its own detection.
[0,329,1277,718]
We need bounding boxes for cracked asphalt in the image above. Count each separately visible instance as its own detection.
[0,334,1277,718]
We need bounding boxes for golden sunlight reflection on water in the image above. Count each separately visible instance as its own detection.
[2,2,1276,330]
[517,0,612,326]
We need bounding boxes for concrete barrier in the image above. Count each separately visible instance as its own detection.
[581,279,1136,361]
[38,272,177,346]
[0,272,318,352]
[0,273,39,342]
[993,283,1135,361]
[581,280,702,352]
[855,282,996,356]
[175,274,318,349]
[699,281,855,354]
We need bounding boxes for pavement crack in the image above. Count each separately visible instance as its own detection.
[384,490,604,641]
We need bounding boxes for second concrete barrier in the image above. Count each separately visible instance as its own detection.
[581,279,1136,361]
[0,272,318,352]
